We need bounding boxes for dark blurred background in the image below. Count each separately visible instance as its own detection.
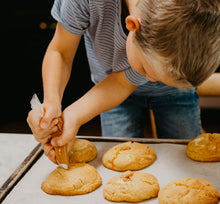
[1,0,101,135]
[0,0,219,136]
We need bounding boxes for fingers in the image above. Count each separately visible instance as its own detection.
[66,138,76,152]
[40,103,61,129]
[50,109,80,148]
[51,130,74,147]
[42,138,75,165]
[40,113,54,129]
[51,121,79,147]
[34,125,58,143]
[42,143,57,164]
[27,110,59,143]
[27,102,63,166]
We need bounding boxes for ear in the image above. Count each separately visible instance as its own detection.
[126,15,140,32]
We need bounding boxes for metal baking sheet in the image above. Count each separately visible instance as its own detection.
[2,137,220,204]
[0,143,42,202]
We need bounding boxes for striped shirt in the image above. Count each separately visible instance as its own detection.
[51,0,191,96]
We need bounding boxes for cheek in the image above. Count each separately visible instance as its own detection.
[127,55,146,76]
[126,38,133,66]
[126,43,145,75]
[126,34,146,76]
[126,50,135,69]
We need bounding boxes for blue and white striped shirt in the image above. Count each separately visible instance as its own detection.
[51,0,188,96]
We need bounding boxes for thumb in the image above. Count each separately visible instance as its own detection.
[51,125,78,147]
[40,109,57,129]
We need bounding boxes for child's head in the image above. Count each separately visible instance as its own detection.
[127,0,220,88]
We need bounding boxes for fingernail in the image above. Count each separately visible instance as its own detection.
[52,126,58,133]
[41,122,48,129]
[48,150,55,158]
[54,118,59,125]
[51,140,57,146]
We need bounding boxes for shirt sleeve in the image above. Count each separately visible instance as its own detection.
[124,68,149,86]
[51,0,90,35]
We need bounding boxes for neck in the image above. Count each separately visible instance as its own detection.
[125,0,137,14]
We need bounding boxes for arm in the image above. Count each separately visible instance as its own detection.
[197,73,220,96]
[68,71,137,125]
[30,23,138,162]
[51,71,138,146]
[27,22,82,147]
[42,22,82,114]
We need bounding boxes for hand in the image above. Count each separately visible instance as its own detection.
[27,101,61,147]
[42,106,81,163]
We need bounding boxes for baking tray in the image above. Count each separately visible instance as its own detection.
[0,143,43,202]
[1,136,220,203]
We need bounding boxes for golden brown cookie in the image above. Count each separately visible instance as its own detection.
[103,171,159,202]
[158,178,220,204]
[69,139,97,163]
[41,163,102,195]
[186,133,220,161]
[102,141,156,171]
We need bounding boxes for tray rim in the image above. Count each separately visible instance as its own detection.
[0,143,43,202]
[0,135,189,202]
[77,135,189,144]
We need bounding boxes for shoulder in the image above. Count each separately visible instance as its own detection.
[124,68,149,86]
[52,0,90,15]
[51,0,90,34]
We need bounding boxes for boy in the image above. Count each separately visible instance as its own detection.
[27,0,220,163]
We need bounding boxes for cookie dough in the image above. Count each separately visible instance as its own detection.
[186,133,220,161]
[158,178,220,204]
[41,163,102,195]
[102,141,156,171]
[103,171,159,202]
[69,139,97,163]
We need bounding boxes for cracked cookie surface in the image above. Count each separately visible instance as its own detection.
[102,141,156,171]
[158,178,220,204]
[186,133,220,161]
[103,171,159,202]
[41,163,102,195]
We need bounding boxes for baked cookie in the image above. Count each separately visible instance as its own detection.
[103,171,159,202]
[158,178,220,204]
[41,163,102,195]
[102,141,156,171]
[186,133,220,161]
[69,139,97,163]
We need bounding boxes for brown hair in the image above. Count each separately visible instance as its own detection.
[135,0,220,88]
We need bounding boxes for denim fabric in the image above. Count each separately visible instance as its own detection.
[100,89,202,139]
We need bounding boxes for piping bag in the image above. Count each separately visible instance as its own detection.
[30,94,69,169]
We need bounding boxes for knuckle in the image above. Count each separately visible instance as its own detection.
[26,112,32,124]
[35,137,41,143]
[52,126,58,133]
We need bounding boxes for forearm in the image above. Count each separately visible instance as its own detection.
[66,71,137,126]
[42,49,72,104]
[197,73,220,96]
[42,23,82,104]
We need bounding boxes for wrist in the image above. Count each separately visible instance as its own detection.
[64,101,93,128]
[43,92,62,105]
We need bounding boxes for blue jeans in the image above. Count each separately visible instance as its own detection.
[100,89,202,139]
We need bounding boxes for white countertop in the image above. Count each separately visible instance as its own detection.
[0,133,38,187]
